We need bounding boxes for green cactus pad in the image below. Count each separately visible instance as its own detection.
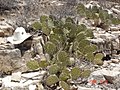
[48,64,60,74]
[111,18,120,25]
[76,32,86,42]
[77,3,86,16]
[84,44,97,54]
[57,51,69,63]
[39,59,48,68]
[94,53,103,65]
[99,10,110,20]
[62,68,70,75]
[81,69,91,78]
[44,41,57,55]
[85,29,94,38]
[59,81,70,90]
[77,24,87,33]
[32,22,42,30]
[65,17,75,23]
[64,22,76,31]
[41,25,51,35]
[91,6,99,13]
[52,27,63,34]
[46,75,59,86]
[40,15,48,23]
[59,72,70,81]
[78,39,90,49]
[48,19,54,28]
[27,60,39,70]
[71,67,81,80]
[86,53,94,62]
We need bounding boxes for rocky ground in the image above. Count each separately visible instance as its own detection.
[0,0,120,90]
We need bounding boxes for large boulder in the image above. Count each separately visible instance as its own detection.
[0,48,28,74]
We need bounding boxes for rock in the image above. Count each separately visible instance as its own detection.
[110,63,116,67]
[2,71,46,89]
[88,70,106,85]
[0,30,4,37]
[88,38,104,44]
[77,86,101,90]
[110,26,120,31]
[0,21,14,37]
[69,57,75,66]
[102,70,120,88]
[36,83,44,90]
[22,50,33,61]
[29,84,36,90]
[111,7,120,14]
[0,49,28,73]
[0,38,7,44]
[0,43,14,49]
[113,67,120,72]
[111,59,119,63]
[11,72,22,82]
[102,61,111,67]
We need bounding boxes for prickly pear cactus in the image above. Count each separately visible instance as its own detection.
[86,53,94,62]
[32,22,42,30]
[26,60,39,70]
[41,25,51,36]
[85,29,94,38]
[93,53,103,65]
[46,75,59,86]
[65,17,75,24]
[59,81,70,90]
[44,41,57,55]
[84,44,97,54]
[77,24,87,33]
[111,18,120,25]
[77,3,86,16]
[71,67,81,80]
[76,32,86,42]
[59,72,70,81]
[81,69,91,78]
[40,15,48,23]
[57,51,69,64]
[39,59,48,68]
[48,64,60,74]
[78,40,91,55]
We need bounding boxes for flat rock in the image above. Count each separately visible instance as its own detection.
[11,72,22,82]
[102,69,120,88]
[88,69,106,84]
[2,71,46,89]
[0,49,29,73]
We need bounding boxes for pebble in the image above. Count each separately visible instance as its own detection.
[111,59,119,63]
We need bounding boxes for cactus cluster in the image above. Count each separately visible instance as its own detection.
[29,15,104,89]
[77,3,120,28]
